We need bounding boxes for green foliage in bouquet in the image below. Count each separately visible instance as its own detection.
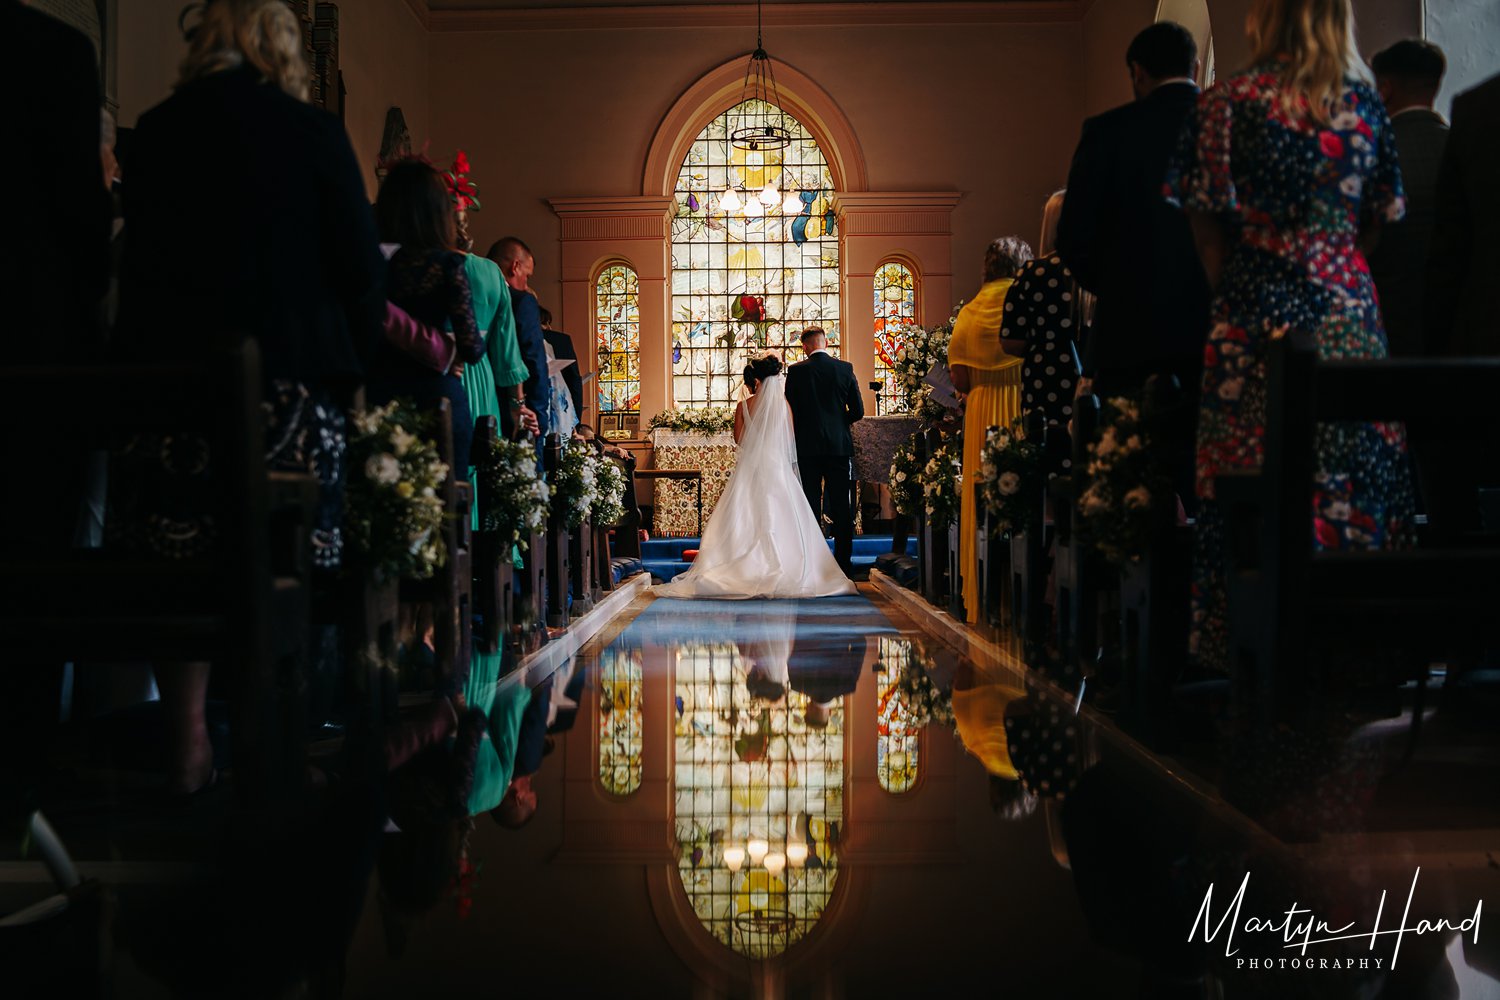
[977,417,1043,538]
[593,454,628,528]
[345,400,449,581]
[555,437,601,530]
[474,434,551,548]
[889,311,957,422]
[888,434,924,517]
[897,645,955,728]
[647,407,735,436]
[920,433,963,529]
[1076,396,1173,566]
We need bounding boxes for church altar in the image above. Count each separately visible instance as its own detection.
[650,430,737,536]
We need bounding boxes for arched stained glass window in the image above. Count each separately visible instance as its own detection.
[598,645,643,796]
[671,100,841,410]
[875,636,919,793]
[872,261,917,416]
[674,641,843,956]
[595,264,641,437]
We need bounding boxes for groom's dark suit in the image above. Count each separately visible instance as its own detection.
[785,350,864,573]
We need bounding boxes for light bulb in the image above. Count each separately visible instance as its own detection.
[785,842,808,867]
[781,191,803,214]
[723,846,746,872]
[744,197,764,218]
[719,187,742,213]
[758,181,780,207]
[763,851,787,876]
[747,837,769,865]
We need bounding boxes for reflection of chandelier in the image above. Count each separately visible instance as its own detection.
[717,0,805,218]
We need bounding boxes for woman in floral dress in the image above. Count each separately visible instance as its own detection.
[1167,0,1415,671]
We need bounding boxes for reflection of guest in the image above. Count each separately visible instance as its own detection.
[950,236,1029,625]
[948,662,1036,820]
[492,676,554,829]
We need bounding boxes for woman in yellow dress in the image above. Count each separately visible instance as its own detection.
[948,236,1032,625]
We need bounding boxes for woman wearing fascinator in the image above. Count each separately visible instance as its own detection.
[655,354,856,600]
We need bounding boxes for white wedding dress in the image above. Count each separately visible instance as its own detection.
[654,374,856,600]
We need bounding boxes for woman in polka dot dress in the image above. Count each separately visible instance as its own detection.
[1166,0,1415,672]
[1000,190,1088,475]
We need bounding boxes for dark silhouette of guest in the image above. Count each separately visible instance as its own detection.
[1369,39,1450,357]
[371,159,485,471]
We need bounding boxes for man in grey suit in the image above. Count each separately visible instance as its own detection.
[1369,39,1449,358]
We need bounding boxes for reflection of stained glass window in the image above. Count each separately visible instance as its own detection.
[671,100,841,410]
[674,642,843,957]
[876,636,919,793]
[872,261,917,416]
[598,645,643,796]
[595,263,641,437]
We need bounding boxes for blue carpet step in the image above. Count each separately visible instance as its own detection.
[642,535,917,582]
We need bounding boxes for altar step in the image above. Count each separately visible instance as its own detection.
[642,535,917,583]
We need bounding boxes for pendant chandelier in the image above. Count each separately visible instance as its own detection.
[717,0,804,218]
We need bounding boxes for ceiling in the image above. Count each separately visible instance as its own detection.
[426,0,1037,10]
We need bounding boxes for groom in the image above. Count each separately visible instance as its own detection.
[785,327,864,575]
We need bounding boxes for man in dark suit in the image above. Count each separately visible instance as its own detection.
[1056,21,1210,508]
[784,327,864,574]
[486,236,553,445]
[787,603,872,729]
[1369,39,1449,357]
[1423,72,1500,540]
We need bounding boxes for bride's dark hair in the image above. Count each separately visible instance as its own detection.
[742,354,784,390]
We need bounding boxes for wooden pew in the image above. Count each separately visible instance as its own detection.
[544,433,571,629]
[470,416,514,656]
[0,342,316,807]
[916,430,951,607]
[1218,334,1500,727]
[1008,410,1050,649]
[1050,395,1101,669]
[975,478,1009,627]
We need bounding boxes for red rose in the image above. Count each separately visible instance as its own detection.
[453,150,471,175]
[1319,132,1344,158]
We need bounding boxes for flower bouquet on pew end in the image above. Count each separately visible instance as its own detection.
[919,433,964,530]
[593,454,628,528]
[1074,396,1173,566]
[345,400,450,581]
[977,416,1043,539]
[555,437,602,530]
[888,434,924,520]
[474,434,552,548]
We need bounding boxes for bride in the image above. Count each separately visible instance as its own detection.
[655,355,856,600]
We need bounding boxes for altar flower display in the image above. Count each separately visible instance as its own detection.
[648,407,737,436]
[473,433,551,547]
[889,311,957,421]
[345,400,449,581]
[1075,396,1172,566]
[919,434,964,529]
[977,417,1043,538]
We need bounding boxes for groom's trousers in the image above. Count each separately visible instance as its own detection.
[799,455,855,573]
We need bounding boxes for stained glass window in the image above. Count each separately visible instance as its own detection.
[875,636,919,793]
[598,644,643,796]
[595,263,641,437]
[674,641,843,957]
[671,100,841,409]
[872,261,917,416]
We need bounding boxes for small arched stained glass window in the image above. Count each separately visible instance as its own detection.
[872,261,917,416]
[598,645,644,796]
[596,263,641,437]
[875,636,919,793]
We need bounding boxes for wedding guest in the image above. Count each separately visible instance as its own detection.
[539,306,586,419]
[1167,0,1415,672]
[1000,191,1087,475]
[486,237,554,447]
[949,236,1029,625]
[1,0,110,364]
[116,0,385,796]
[1423,71,1500,540]
[1056,21,1209,507]
[1369,39,1449,357]
[371,159,485,471]
[537,306,580,439]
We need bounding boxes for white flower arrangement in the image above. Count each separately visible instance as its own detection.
[976,417,1043,538]
[1075,395,1172,566]
[475,434,553,547]
[345,401,450,581]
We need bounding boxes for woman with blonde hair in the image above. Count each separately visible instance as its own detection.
[118,0,385,795]
[1166,0,1414,672]
[949,236,1031,625]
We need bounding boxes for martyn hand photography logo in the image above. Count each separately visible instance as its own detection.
[1189,868,1483,972]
